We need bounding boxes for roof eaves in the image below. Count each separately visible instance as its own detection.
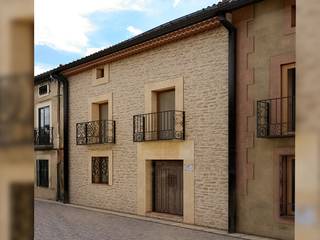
[34,0,261,84]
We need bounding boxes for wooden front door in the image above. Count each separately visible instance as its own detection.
[153,160,183,216]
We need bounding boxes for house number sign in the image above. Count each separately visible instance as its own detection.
[184,164,193,172]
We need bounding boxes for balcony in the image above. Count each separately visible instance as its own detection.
[133,110,185,142]
[34,127,53,149]
[257,96,295,138]
[76,120,115,145]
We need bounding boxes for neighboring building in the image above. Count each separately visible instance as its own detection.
[34,0,296,239]
[0,0,33,239]
[34,80,64,201]
[233,0,295,239]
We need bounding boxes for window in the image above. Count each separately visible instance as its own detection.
[38,106,50,129]
[36,160,49,187]
[98,103,109,143]
[157,89,175,140]
[92,65,109,85]
[281,63,296,134]
[38,84,49,96]
[96,67,104,79]
[280,155,295,217]
[99,102,108,120]
[291,4,296,27]
[92,157,109,184]
[38,105,51,144]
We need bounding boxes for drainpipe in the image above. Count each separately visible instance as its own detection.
[218,14,237,233]
[50,74,69,204]
[56,79,61,202]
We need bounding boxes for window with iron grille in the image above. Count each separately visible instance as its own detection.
[92,157,109,184]
[38,84,49,96]
[36,160,49,187]
[280,155,295,218]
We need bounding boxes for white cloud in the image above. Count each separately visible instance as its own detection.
[173,0,181,7]
[34,63,56,75]
[35,0,150,54]
[84,47,107,56]
[127,26,143,36]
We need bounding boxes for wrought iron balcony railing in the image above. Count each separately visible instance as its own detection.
[34,127,53,148]
[76,120,115,145]
[257,96,295,138]
[133,110,185,142]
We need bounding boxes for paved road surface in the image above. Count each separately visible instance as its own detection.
[35,200,241,240]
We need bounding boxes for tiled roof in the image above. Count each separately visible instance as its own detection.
[35,0,261,82]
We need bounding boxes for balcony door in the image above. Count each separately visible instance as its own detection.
[157,90,175,139]
[99,103,108,143]
[281,63,296,134]
[38,106,50,145]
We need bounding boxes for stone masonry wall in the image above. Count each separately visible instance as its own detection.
[68,26,229,229]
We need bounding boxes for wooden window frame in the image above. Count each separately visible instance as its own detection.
[156,89,175,140]
[281,63,296,135]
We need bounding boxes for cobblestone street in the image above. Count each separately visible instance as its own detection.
[35,200,241,240]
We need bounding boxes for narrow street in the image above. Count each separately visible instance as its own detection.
[35,200,241,240]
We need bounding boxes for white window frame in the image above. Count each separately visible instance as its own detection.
[35,101,52,129]
[35,158,51,188]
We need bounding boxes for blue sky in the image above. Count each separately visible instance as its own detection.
[35,0,219,75]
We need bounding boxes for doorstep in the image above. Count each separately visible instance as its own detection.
[145,211,183,223]
[35,198,276,240]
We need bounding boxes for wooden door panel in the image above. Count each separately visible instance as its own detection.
[154,161,183,216]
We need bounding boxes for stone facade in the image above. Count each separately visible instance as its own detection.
[68,26,229,230]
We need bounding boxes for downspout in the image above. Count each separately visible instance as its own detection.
[50,74,69,204]
[56,79,60,201]
[218,14,237,233]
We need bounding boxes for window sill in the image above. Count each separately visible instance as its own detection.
[92,77,109,87]
[278,215,295,224]
[35,186,49,189]
[91,183,111,186]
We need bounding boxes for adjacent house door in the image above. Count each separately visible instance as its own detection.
[153,160,183,216]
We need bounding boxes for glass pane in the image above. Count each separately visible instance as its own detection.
[38,106,50,128]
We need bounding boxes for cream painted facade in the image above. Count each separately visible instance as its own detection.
[232,0,296,239]
[68,26,229,229]
[34,80,64,201]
